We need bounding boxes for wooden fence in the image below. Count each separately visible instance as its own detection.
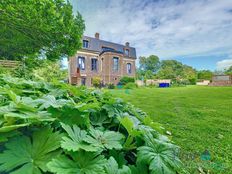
[0,60,21,69]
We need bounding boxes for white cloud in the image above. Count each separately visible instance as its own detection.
[71,0,232,64]
[216,58,232,70]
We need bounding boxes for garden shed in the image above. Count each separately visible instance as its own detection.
[209,75,232,86]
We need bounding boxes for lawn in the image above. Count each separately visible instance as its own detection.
[110,86,232,174]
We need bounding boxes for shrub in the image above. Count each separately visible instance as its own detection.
[92,77,101,88]
[123,82,138,89]
[33,61,68,82]
[107,83,115,89]
[189,78,196,85]
[119,76,135,85]
[0,76,184,174]
[0,65,13,75]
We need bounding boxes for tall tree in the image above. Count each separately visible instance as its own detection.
[225,66,232,75]
[0,0,85,61]
[139,55,160,73]
[157,60,197,84]
[197,70,213,80]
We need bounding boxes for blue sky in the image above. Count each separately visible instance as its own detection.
[70,0,232,71]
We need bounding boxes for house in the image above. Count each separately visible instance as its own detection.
[68,33,136,86]
[209,75,232,86]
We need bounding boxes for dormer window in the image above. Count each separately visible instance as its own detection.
[125,49,129,56]
[102,46,114,52]
[83,40,89,48]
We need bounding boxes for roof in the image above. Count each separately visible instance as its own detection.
[82,36,136,59]
[99,50,124,56]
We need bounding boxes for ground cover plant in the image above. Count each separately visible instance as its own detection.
[0,76,185,174]
[111,87,232,174]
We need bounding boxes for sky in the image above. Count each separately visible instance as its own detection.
[70,0,232,71]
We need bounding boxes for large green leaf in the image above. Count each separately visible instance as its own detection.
[48,105,90,127]
[0,130,21,143]
[105,157,131,174]
[119,116,141,137]
[0,123,30,133]
[129,162,149,174]
[84,127,124,150]
[0,127,62,174]
[118,116,141,150]
[61,123,99,152]
[47,151,107,174]
[35,95,72,109]
[137,133,182,174]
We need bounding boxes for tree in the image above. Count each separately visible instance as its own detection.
[225,66,232,75]
[157,60,197,84]
[0,0,85,61]
[33,61,68,82]
[197,70,213,80]
[157,60,184,79]
[139,55,160,73]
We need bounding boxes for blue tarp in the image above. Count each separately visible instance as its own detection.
[159,83,170,88]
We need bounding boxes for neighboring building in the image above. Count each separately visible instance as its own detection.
[68,33,136,86]
[209,75,232,86]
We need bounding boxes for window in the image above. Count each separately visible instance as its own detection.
[78,56,85,70]
[91,58,98,71]
[113,57,119,72]
[102,46,114,52]
[125,49,129,56]
[83,40,89,48]
[127,63,132,74]
[81,77,86,85]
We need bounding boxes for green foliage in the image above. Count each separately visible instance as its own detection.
[0,0,85,61]
[197,70,213,80]
[0,127,62,174]
[139,55,160,73]
[105,157,131,174]
[61,123,99,152]
[92,77,102,88]
[33,61,68,82]
[84,127,124,150]
[157,60,197,84]
[107,83,115,89]
[0,75,184,174]
[225,66,232,75]
[47,151,107,174]
[138,133,182,174]
[119,76,135,85]
[123,82,138,89]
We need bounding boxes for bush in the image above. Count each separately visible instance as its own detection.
[107,83,115,89]
[33,61,68,82]
[189,78,196,85]
[123,82,138,89]
[92,77,101,88]
[119,76,135,85]
[0,65,13,75]
[0,76,184,174]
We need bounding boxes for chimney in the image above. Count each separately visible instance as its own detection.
[95,32,100,39]
[125,42,130,47]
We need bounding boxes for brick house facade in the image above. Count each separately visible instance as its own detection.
[68,33,136,86]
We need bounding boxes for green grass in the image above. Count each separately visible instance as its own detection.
[110,86,232,174]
